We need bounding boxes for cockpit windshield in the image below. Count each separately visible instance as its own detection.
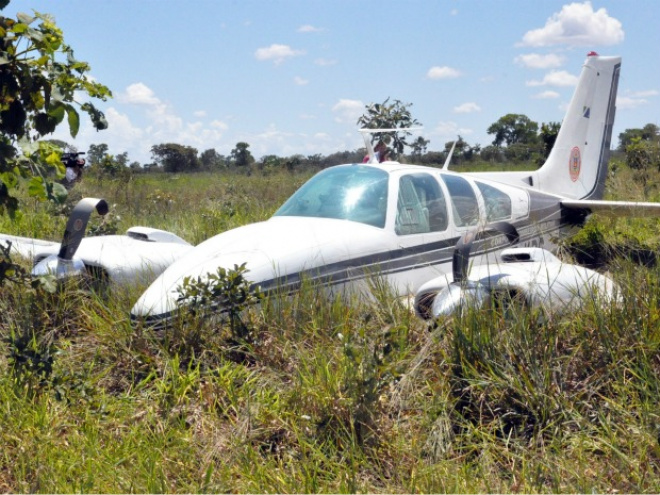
[274,165,389,228]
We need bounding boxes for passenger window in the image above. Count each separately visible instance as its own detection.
[476,181,512,221]
[396,174,448,235]
[441,175,479,227]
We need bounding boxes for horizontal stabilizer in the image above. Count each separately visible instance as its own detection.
[562,199,660,218]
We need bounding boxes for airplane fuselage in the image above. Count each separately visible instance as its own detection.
[130,163,579,323]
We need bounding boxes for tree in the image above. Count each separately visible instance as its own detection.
[0,8,111,215]
[539,122,561,158]
[410,136,429,161]
[480,145,504,163]
[618,123,660,151]
[440,136,481,164]
[150,143,199,173]
[487,114,539,147]
[115,151,129,168]
[259,154,283,172]
[357,98,421,158]
[87,143,109,167]
[306,154,323,168]
[199,148,224,171]
[229,142,254,168]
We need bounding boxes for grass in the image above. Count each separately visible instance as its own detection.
[1,162,660,492]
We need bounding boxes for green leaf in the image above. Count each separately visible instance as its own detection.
[36,274,58,294]
[44,150,61,167]
[27,176,47,200]
[0,171,18,188]
[81,103,108,131]
[51,182,68,204]
[12,22,27,34]
[65,104,80,138]
[47,102,65,121]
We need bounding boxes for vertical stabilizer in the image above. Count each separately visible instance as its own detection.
[536,53,620,199]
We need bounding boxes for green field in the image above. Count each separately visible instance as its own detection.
[1,161,660,493]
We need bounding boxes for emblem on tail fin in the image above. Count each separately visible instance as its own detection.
[569,146,581,182]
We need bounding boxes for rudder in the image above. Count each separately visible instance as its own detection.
[536,53,621,200]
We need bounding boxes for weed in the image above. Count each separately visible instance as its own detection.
[177,262,263,345]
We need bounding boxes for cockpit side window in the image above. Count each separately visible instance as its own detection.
[441,175,479,227]
[395,174,448,235]
[476,181,512,221]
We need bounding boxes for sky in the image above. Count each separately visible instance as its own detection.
[4,0,660,164]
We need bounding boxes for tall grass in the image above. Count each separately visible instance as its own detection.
[1,164,660,492]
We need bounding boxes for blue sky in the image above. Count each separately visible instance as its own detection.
[5,0,660,164]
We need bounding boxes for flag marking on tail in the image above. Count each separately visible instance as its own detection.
[569,146,581,182]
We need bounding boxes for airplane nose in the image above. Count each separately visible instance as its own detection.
[130,279,181,324]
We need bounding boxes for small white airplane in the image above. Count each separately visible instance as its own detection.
[130,52,659,326]
[1,53,656,326]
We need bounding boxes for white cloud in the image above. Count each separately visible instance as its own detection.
[119,83,161,106]
[294,76,309,86]
[427,66,462,80]
[514,53,565,69]
[453,102,481,114]
[627,90,659,98]
[82,107,148,162]
[533,90,561,99]
[430,121,473,139]
[82,83,237,163]
[332,99,364,124]
[298,24,324,33]
[526,70,579,87]
[254,44,305,65]
[210,120,229,130]
[617,96,648,110]
[315,58,337,67]
[520,1,624,47]
[105,107,144,140]
[193,110,206,118]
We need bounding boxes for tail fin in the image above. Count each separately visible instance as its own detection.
[536,53,621,200]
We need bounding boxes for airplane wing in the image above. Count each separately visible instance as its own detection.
[0,233,61,260]
[0,198,108,262]
[561,199,660,218]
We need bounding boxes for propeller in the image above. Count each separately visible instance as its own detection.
[432,221,520,317]
[32,198,109,279]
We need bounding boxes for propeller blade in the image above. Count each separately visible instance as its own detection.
[451,221,519,284]
[452,230,476,284]
[58,198,109,260]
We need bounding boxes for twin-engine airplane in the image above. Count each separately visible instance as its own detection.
[1,53,656,325]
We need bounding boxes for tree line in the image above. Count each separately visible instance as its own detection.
[78,118,659,178]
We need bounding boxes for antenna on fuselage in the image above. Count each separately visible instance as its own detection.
[358,127,423,164]
[442,138,458,170]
